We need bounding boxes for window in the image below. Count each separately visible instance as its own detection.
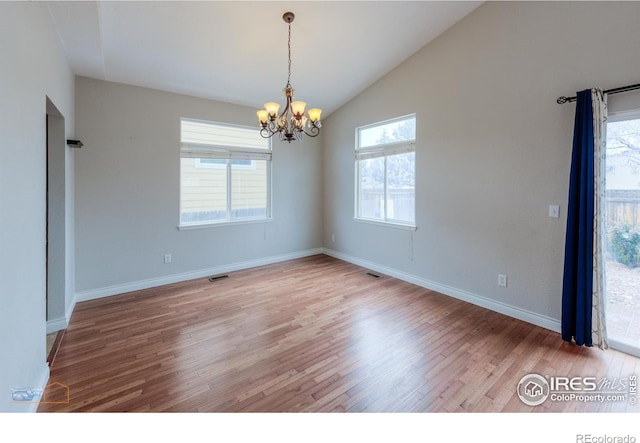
[180,119,271,227]
[355,114,416,226]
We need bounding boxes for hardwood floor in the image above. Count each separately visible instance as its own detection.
[38,254,640,412]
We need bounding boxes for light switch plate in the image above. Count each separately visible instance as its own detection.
[548,205,560,218]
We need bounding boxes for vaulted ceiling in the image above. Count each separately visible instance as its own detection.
[47,1,482,117]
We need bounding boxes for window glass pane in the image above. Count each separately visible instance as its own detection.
[386,152,415,224]
[358,116,416,149]
[606,117,640,189]
[180,157,227,224]
[359,157,385,220]
[231,160,268,219]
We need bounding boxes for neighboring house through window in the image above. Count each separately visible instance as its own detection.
[180,118,271,227]
[355,114,416,227]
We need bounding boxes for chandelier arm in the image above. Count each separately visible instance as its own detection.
[279,99,292,122]
[259,131,269,139]
[260,119,283,139]
[301,125,320,138]
[259,127,275,139]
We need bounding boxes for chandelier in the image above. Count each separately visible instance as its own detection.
[257,12,322,143]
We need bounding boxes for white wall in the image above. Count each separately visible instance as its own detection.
[74,77,323,297]
[0,3,75,411]
[323,1,640,328]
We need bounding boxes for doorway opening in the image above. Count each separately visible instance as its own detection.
[45,98,67,338]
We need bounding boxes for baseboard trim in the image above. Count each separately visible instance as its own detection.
[322,248,561,333]
[75,248,324,303]
[46,317,67,334]
[46,296,77,334]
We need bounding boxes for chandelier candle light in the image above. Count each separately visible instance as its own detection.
[257,12,322,142]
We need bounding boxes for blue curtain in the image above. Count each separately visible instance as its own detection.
[561,89,594,347]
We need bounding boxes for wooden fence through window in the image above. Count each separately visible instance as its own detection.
[606,190,640,228]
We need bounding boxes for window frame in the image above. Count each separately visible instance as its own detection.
[179,118,272,229]
[354,114,417,229]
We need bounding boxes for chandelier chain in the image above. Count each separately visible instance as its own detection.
[287,22,292,86]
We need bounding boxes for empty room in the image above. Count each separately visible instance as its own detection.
[1,0,640,438]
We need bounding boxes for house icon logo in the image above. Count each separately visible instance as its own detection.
[517,373,549,406]
[41,381,70,404]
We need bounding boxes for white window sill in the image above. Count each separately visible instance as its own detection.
[354,217,417,231]
[178,217,273,231]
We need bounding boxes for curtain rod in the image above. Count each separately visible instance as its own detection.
[556,83,640,104]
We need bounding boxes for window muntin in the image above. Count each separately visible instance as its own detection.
[355,115,416,226]
[180,119,271,227]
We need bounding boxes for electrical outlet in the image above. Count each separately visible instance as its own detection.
[331,234,335,242]
[498,274,507,287]
[164,254,172,264]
